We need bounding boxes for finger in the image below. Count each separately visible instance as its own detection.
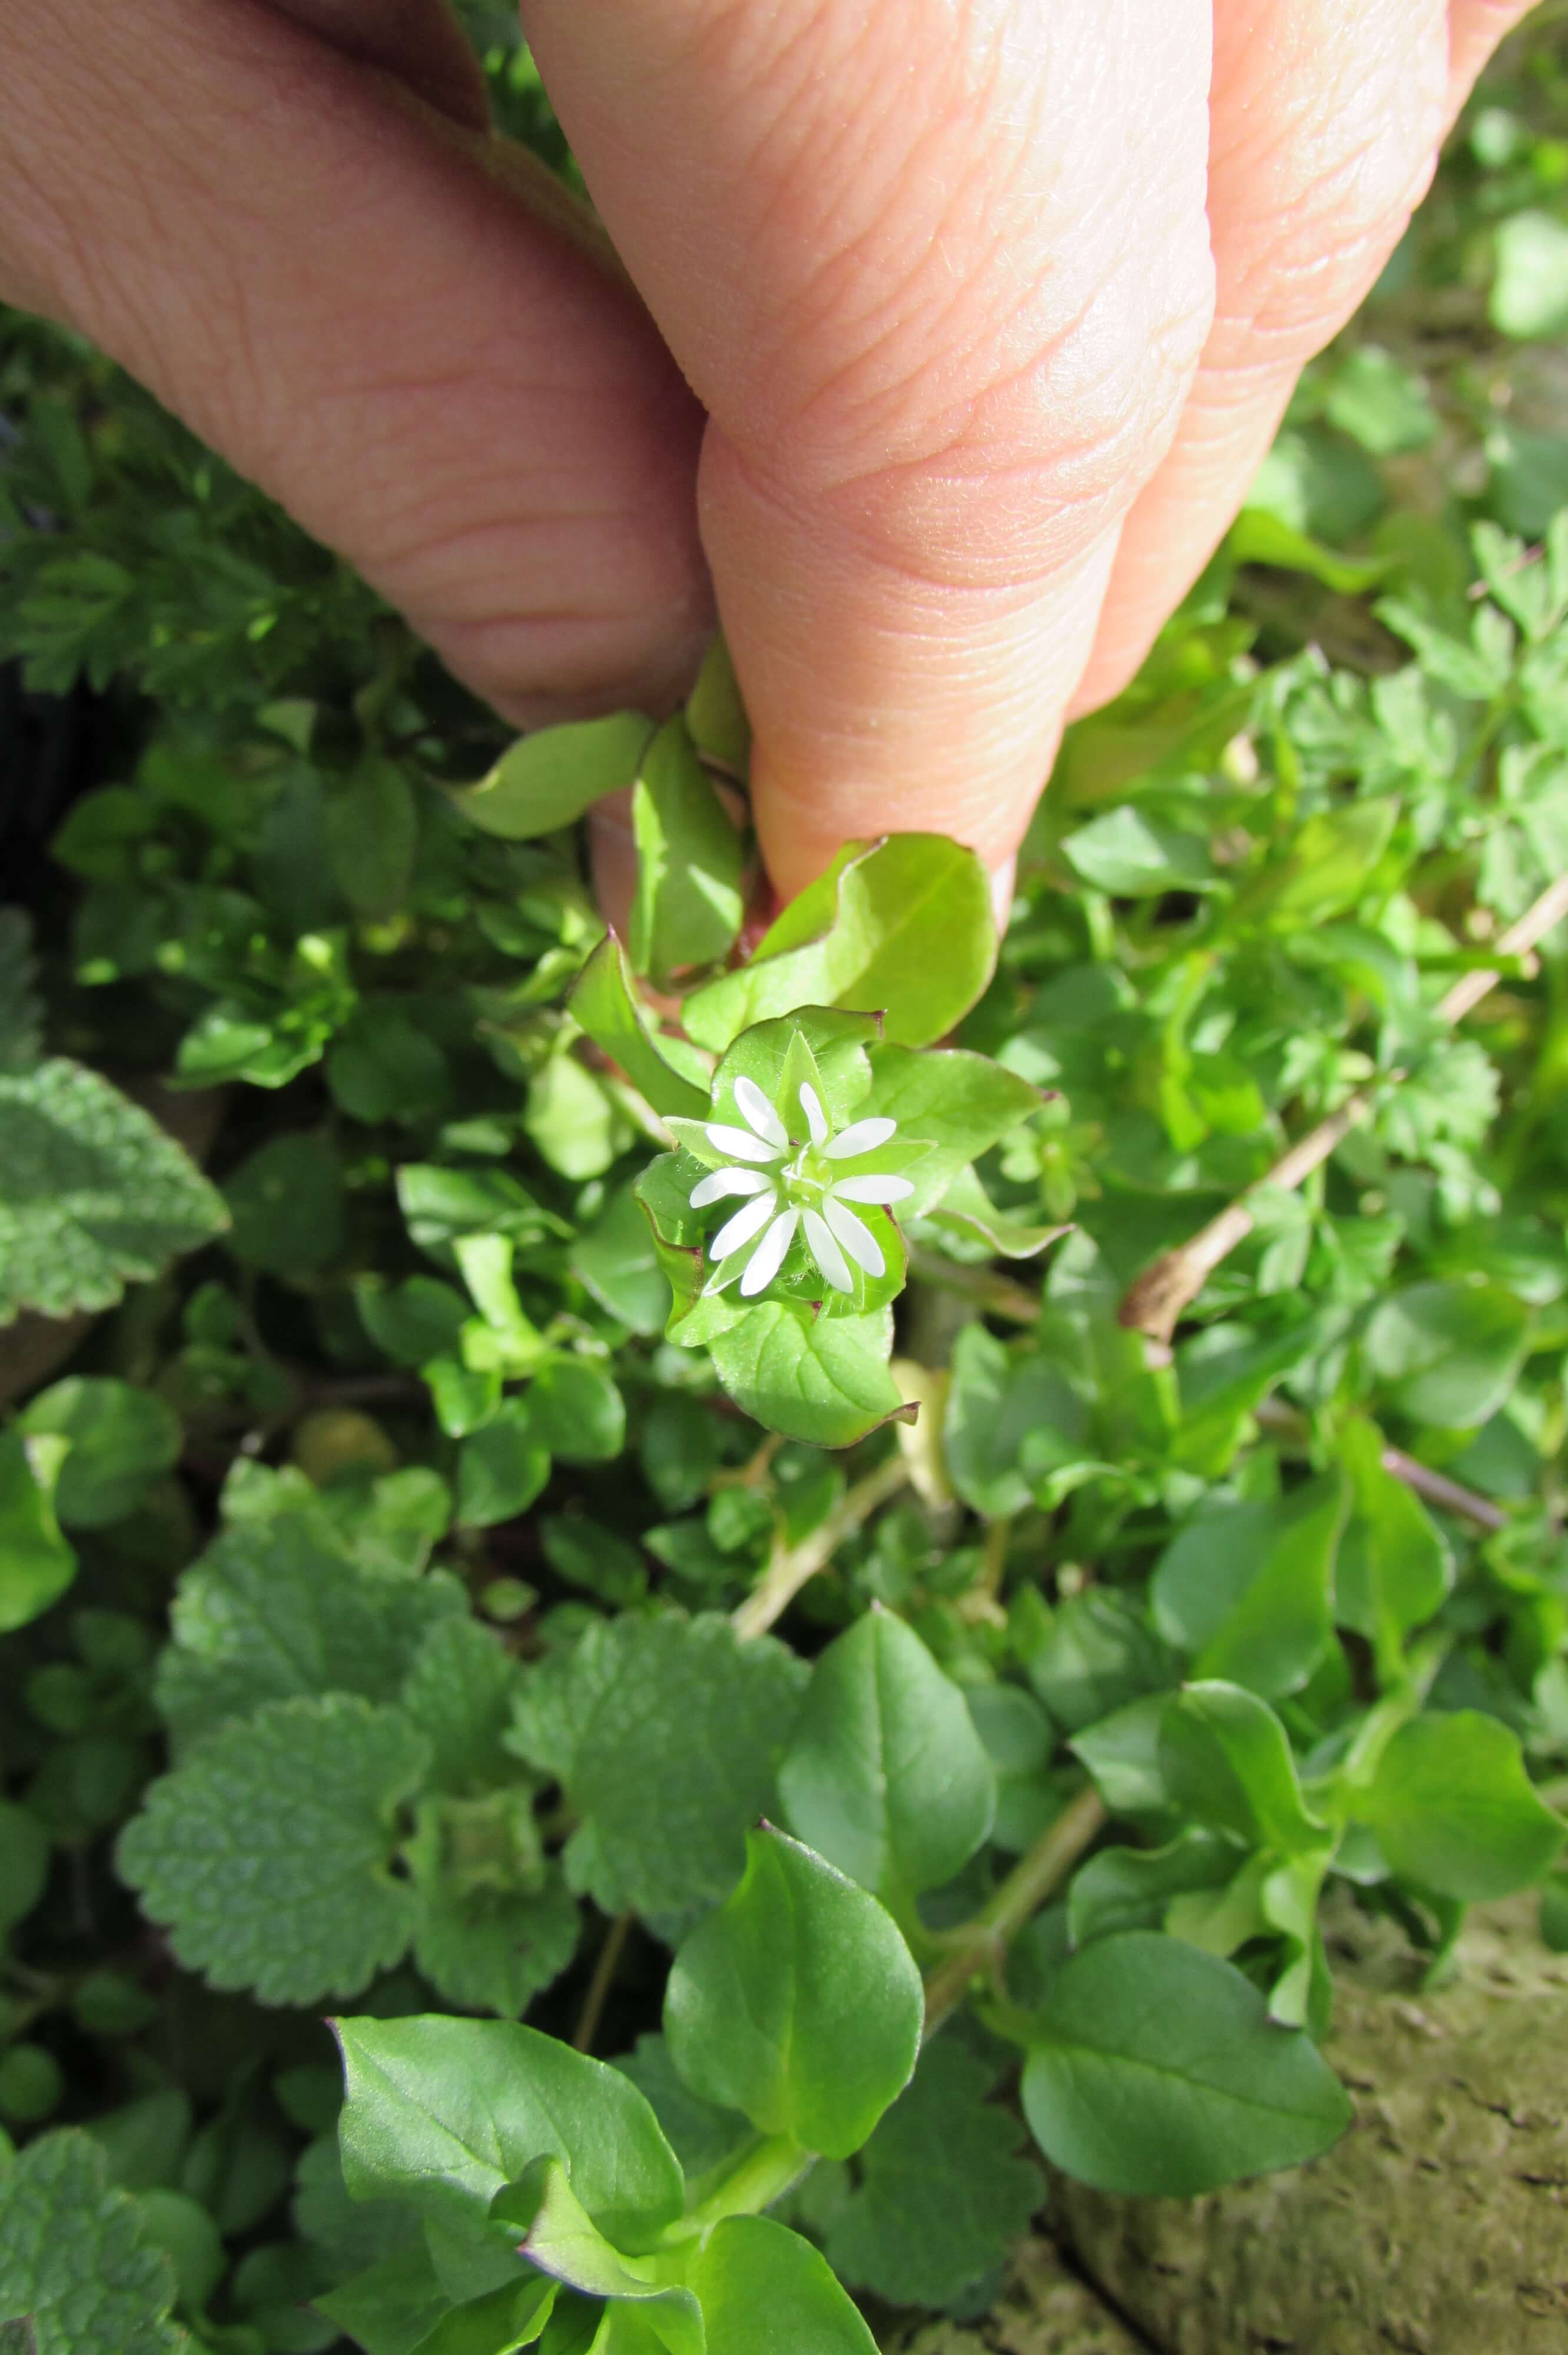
[263,0,492,130]
[1069,0,1451,719]
[1446,2,1539,121]
[2,0,712,721]
[519,0,1215,896]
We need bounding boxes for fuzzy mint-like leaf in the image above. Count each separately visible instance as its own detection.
[412,1869,581,2019]
[824,2041,1041,2310]
[0,2128,187,2355]
[398,1616,521,1796]
[0,1058,228,1326]
[117,1694,430,2004]
[154,1513,468,1750]
[507,1613,808,1921]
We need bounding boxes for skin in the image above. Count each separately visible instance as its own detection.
[0,0,1537,905]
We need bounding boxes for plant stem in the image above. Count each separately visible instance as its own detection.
[1118,870,1568,1344]
[1253,1399,1508,1533]
[921,1784,1107,2035]
[572,1910,633,2054]
[730,1452,911,1640]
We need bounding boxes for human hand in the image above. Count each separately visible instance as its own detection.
[1,0,1536,904]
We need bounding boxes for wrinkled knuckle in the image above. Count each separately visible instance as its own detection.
[755,231,1215,598]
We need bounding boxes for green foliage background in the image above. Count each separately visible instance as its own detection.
[4,10,1568,2351]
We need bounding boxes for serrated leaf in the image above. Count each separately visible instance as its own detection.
[507,1614,806,1919]
[118,1696,430,2003]
[682,837,995,1052]
[778,1609,995,1906]
[333,2015,683,2248]
[154,1514,467,1748]
[0,2128,187,2354]
[1021,1932,1352,2195]
[0,1059,227,1326]
[413,1873,581,2021]
[664,1827,922,2159]
[399,1618,521,1796]
[824,2041,1040,2310]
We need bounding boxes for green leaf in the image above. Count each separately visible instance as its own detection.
[327,755,418,918]
[0,1799,51,1933]
[333,2015,684,2247]
[1227,506,1390,592]
[457,1406,552,1531]
[663,1826,922,2159]
[1354,1711,1564,1902]
[0,907,44,1072]
[358,1276,472,1369]
[117,1695,430,2002]
[1363,1281,1532,1429]
[523,1360,626,1465]
[569,938,711,1124]
[945,1326,1089,1520]
[507,1613,806,1920]
[17,1378,181,1528]
[0,2128,185,2354]
[0,1431,77,1635]
[1490,210,1568,341]
[627,715,745,984]
[1150,1477,1344,1700]
[503,2159,700,2354]
[914,1163,1068,1261]
[707,1301,909,1448]
[449,714,654,841]
[1060,808,1217,897]
[685,633,750,771]
[1029,1591,1174,1737]
[778,1608,995,1905]
[571,1179,675,1339]
[1234,800,1398,928]
[222,1131,346,1277]
[856,1044,1042,1216]
[1067,1829,1240,1948]
[1021,1932,1352,2195]
[1160,1682,1326,1857]
[154,1512,467,1747]
[315,2244,471,2355]
[682,836,996,1051]
[685,2215,877,2355]
[823,2040,1040,2310]
[0,1058,227,1325]
[610,2038,752,2185]
[1335,1417,1451,1648]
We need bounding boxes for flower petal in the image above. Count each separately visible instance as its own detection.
[703,1123,785,1166]
[710,1192,780,1261]
[799,1082,829,1146]
[733,1076,789,1149]
[690,1167,773,1209]
[823,1194,885,1277]
[824,1116,896,1161]
[829,1174,915,1206]
[740,1206,800,1297]
[802,1207,854,1295]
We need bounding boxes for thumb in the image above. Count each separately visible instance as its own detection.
[519,0,1216,897]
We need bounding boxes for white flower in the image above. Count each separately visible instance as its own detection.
[690,1073,914,1299]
